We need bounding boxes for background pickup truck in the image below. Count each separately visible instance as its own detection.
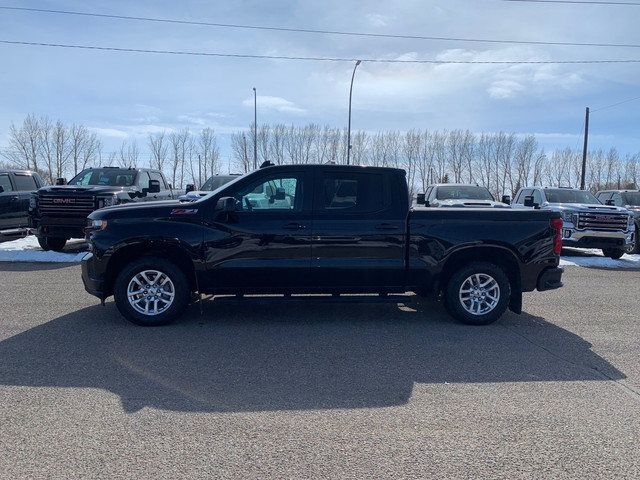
[0,169,44,240]
[81,164,564,327]
[417,183,510,208]
[29,166,176,252]
[512,186,634,259]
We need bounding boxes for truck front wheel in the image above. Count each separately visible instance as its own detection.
[445,262,511,325]
[114,257,190,326]
[602,248,624,259]
[37,236,67,252]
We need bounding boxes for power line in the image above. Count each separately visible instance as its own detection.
[3,40,640,64]
[591,95,640,112]
[505,0,640,5]
[1,5,640,49]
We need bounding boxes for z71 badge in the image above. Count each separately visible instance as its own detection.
[170,208,198,215]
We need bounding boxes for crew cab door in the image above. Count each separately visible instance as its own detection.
[310,169,406,289]
[200,168,313,291]
[0,172,37,230]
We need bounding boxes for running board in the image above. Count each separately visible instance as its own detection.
[211,293,413,305]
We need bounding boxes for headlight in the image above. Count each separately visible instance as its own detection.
[97,195,118,209]
[561,211,577,224]
[29,194,37,209]
[91,219,107,231]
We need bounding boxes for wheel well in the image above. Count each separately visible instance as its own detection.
[103,242,196,297]
[438,246,522,303]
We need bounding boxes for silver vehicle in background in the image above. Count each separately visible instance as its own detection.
[513,186,635,259]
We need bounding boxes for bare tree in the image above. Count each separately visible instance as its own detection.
[198,128,220,181]
[118,140,139,168]
[3,114,42,172]
[231,132,251,172]
[148,131,169,172]
[70,124,101,175]
[269,123,287,165]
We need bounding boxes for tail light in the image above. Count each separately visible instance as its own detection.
[550,217,563,255]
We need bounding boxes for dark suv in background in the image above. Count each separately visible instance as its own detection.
[596,190,640,254]
[0,169,44,240]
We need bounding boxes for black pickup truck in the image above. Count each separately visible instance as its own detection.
[29,166,176,251]
[81,164,564,326]
[0,169,44,240]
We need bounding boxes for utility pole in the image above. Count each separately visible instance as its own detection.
[580,107,589,190]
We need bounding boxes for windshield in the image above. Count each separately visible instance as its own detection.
[545,189,600,205]
[69,168,136,187]
[623,192,640,206]
[200,175,238,191]
[190,175,244,202]
[435,185,495,201]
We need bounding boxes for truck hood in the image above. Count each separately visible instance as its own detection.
[38,185,134,195]
[89,199,185,219]
[544,202,629,213]
[433,199,509,208]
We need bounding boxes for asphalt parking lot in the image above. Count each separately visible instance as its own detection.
[0,262,639,479]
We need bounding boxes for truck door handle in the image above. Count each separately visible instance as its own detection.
[375,223,399,230]
[10,196,19,202]
[283,223,307,230]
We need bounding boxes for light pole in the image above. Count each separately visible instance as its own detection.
[346,60,361,165]
[253,87,257,169]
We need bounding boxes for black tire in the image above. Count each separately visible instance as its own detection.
[113,257,190,326]
[602,248,624,260]
[631,224,639,255]
[37,236,67,252]
[444,262,511,325]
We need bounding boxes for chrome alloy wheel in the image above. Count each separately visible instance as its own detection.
[458,272,501,316]
[126,269,176,316]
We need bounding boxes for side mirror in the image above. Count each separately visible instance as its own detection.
[0,186,4,193]
[605,199,614,206]
[416,193,426,205]
[140,179,161,197]
[524,195,539,209]
[147,179,161,194]
[501,195,511,205]
[55,178,67,185]
[185,184,195,194]
[216,196,236,213]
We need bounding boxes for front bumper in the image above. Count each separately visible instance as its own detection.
[81,252,107,300]
[561,229,633,250]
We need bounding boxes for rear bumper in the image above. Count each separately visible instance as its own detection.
[537,266,564,291]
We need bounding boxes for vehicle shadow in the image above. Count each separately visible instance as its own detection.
[0,297,624,414]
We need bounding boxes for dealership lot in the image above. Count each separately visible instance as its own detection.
[0,262,639,478]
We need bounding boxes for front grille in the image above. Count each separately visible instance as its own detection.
[576,211,629,232]
[38,194,95,217]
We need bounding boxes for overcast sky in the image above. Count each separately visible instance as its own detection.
[1,0,639,172]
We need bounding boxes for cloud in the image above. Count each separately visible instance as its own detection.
[243,96,306,114]
[366,14,390,27]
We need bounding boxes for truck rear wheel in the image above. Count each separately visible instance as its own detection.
[114,257,190,326]
[37,236,67,252]
[445,262,510,325]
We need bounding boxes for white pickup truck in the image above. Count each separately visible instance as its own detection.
[512,186,634,259]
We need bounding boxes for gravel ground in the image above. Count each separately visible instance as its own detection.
[0,263,639,479]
